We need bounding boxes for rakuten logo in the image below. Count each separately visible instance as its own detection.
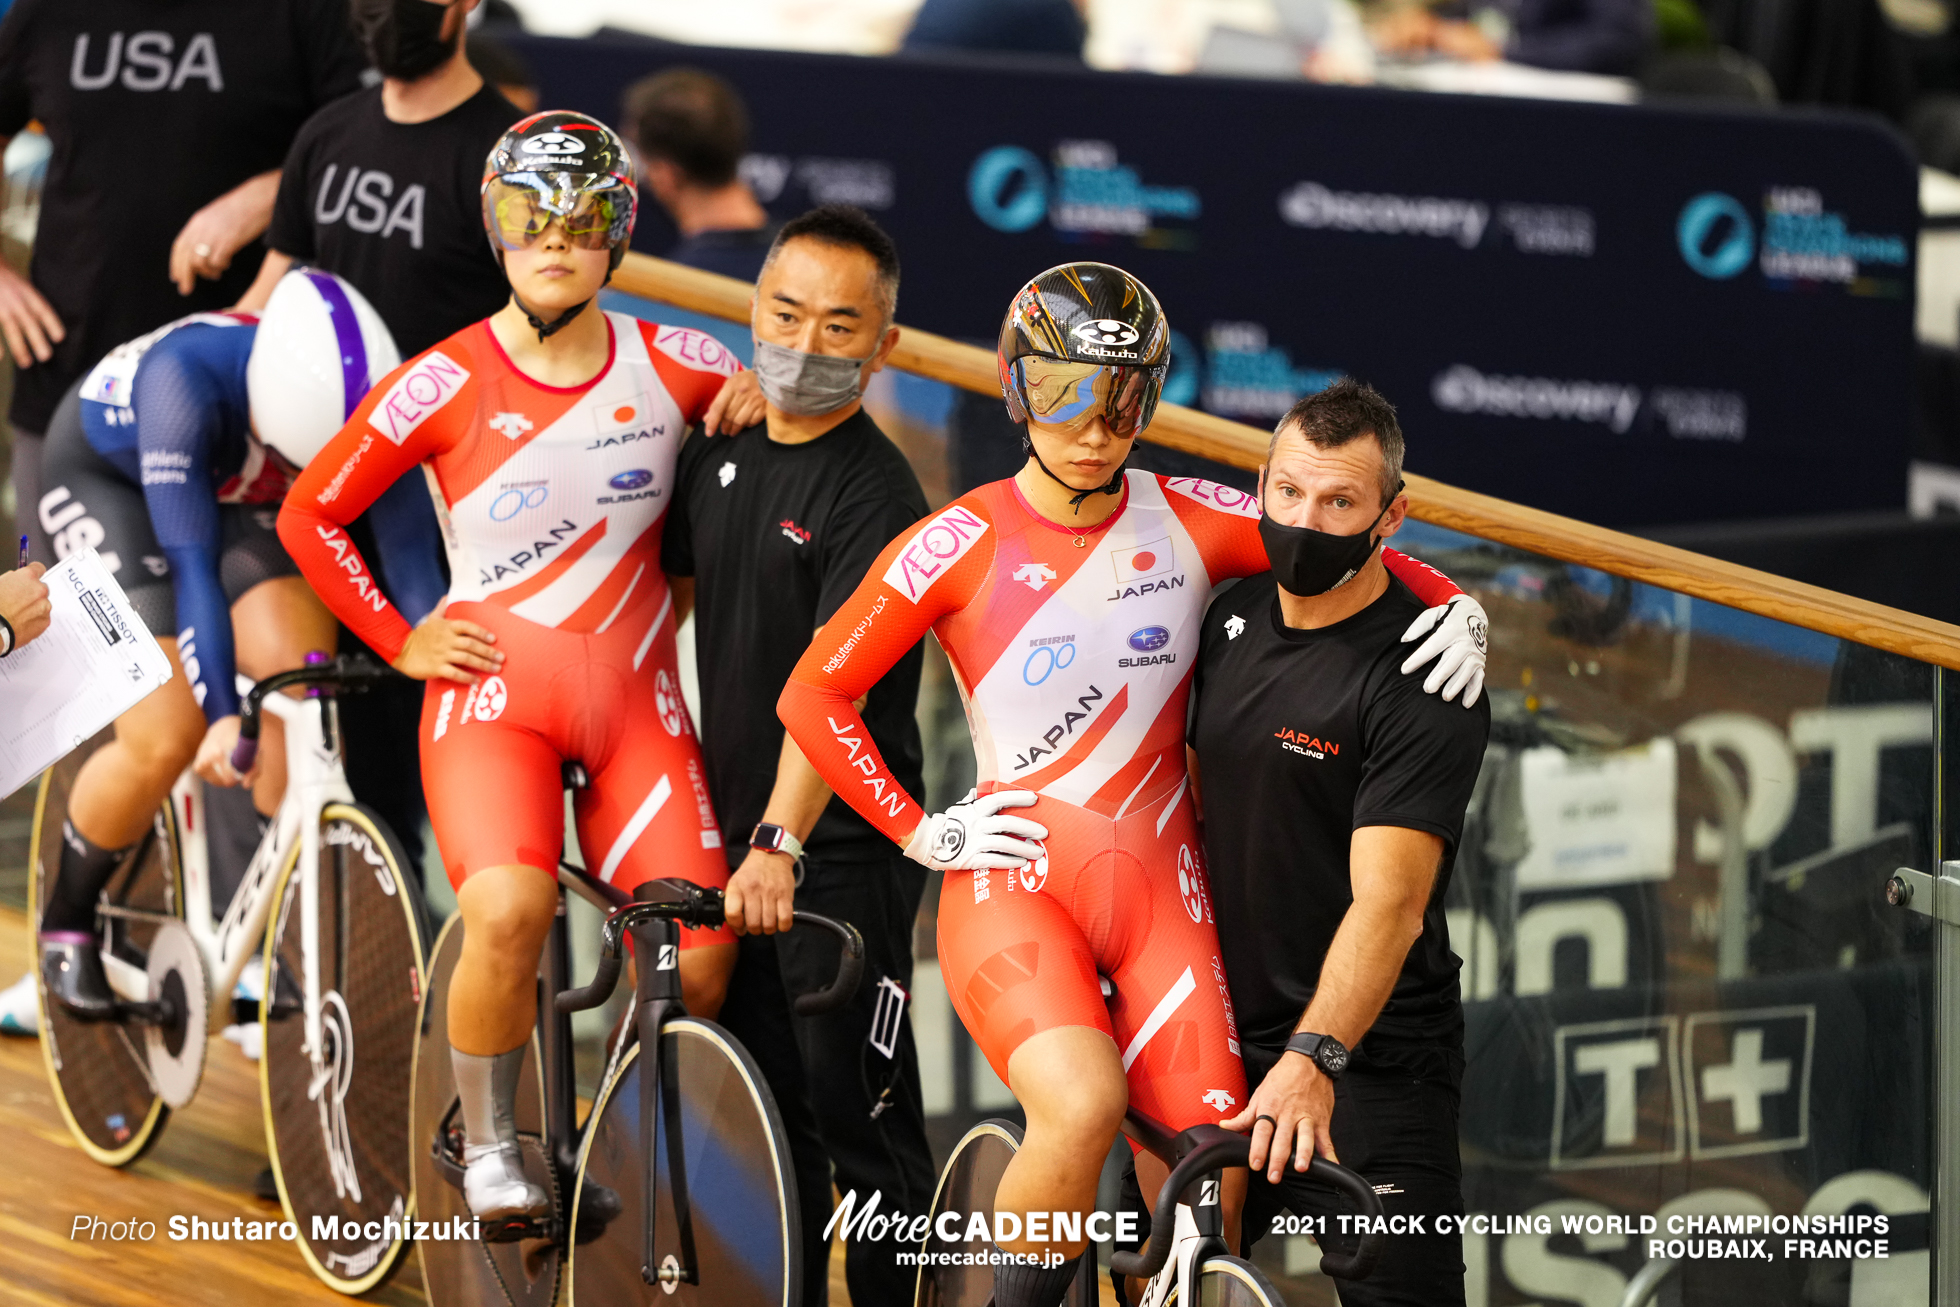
[1432,364,1641,435]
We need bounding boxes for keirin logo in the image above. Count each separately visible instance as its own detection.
[1014,843,1049,894]
[1177,845,1208,924]
[655,669,687,737]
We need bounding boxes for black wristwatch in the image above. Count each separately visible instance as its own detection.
[1285,1031,1350,1081]
[749,822,805,859]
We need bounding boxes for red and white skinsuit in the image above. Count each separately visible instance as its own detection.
[780,470,1460,1130]
[279,313,742,947]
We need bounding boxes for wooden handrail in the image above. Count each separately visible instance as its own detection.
[614,251,1960,671]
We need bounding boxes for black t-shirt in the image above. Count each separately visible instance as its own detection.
[268,82,522,359]
[0,0,366,431]
[664,410,930,864]
[1192,571,1490,1074]
[667,226,776,283]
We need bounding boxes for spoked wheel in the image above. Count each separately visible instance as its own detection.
[568,1018,797,1306]
[914,1119,1096,1307]
[410,915,562,1307]
[1162,1255,1288,1306]
[30,730,185,1167]
[261,802,426,1295]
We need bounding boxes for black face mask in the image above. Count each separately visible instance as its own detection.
[1258,484,1401,597]
[355,0,457,81]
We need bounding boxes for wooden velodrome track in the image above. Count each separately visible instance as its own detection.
[0,895,868,1307]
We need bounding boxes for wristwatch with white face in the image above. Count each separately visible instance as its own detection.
[1285,1031,1350,1080]
[750,822,805,860]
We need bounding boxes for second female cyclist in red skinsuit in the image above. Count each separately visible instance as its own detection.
[280,112,752,1228]
[778,262,1488,1304]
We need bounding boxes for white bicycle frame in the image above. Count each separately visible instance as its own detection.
[102,687,351,1075]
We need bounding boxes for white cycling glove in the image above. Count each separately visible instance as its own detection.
[1399,592,1488,707]
[904,788,1048,872]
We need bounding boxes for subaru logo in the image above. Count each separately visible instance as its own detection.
[610,469,653,490]
[1128,626,1170,652]
[1677,193,1754,280]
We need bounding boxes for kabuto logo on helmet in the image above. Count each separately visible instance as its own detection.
[521,132,584,156]
[1074,319,1140,347]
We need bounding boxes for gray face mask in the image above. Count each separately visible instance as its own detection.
[751,337,869,416]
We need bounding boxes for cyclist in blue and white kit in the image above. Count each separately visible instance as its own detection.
[27,268,444,1020]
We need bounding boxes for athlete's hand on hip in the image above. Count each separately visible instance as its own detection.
[0,261,63,366]
[1223,1049,1338,1183]
[392,608,504,684]
[1399,592,1487,706]
[194,715,258,788]
[702,368,764,435]
[725,847,797,935]
[904,789,1048,872]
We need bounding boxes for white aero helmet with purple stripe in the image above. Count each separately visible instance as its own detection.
[247,267,401,469]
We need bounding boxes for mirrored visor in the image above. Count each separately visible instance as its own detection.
[1012,357,1160,437]
[483,174,633,252]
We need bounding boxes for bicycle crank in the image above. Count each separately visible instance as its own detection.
[141,918,209,1108]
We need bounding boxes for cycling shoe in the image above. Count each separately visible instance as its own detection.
[40,933,116,1021]
[463,1140,549,1226]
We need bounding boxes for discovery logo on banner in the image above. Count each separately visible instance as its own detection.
[968,140,1200,246]
[1278,181,1595,255]
[1433,364,1747,441]
[1677,187,1909,291]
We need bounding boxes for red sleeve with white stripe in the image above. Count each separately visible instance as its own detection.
[641,321,743,425]
[779,499,997,847]
[277,346,475,663]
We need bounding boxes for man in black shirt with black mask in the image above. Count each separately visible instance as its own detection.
[664,204,934,1307]
[1193,379,1489,1307]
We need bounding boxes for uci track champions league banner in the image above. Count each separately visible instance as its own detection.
[509,30,1919,531]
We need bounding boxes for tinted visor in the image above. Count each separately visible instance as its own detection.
[1012,357,1161,437]
[483,174,634,252]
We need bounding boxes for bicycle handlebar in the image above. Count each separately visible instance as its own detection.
[1107,1122,1384,1283]
[231,653,398,772]
[554,882,866,1017]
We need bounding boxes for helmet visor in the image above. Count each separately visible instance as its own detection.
[483,174,633,252]
[1012,357,1162,438]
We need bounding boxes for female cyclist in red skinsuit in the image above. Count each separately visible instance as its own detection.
[279,112,744,1230]
[778,264,1488,1306]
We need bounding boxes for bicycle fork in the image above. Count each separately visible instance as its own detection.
[1139,1171,1228,1307]
[629,914,699,1290]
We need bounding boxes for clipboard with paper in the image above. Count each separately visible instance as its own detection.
[0,548,173,797]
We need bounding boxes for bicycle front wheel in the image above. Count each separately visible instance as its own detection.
[260,801,426,1295]
[568,1017,798,1307]
[1163,1255,1288,1306]
[31,731,184,1167]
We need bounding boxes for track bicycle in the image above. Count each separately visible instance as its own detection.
[30,653,428,1294]
[915,1045,1385,1306]
[409,805,865,1307]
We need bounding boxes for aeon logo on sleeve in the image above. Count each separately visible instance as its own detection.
[370,352,468,445]
[883,505,990,603]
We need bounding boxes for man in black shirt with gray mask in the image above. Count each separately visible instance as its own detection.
[1193,379,1489,1307]
[664,204,934,1307]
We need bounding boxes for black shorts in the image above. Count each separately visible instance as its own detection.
[39,380,299,641]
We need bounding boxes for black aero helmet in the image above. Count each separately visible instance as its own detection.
[997,262,1170,437]
[481,110,638,274]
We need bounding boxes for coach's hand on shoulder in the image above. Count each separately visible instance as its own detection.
[393,607,505,684]
[725,848,798,935]
[0,562,51,648]
[1399,592,1487,707]
[1225,1050,1338,1184]
[702,368,764,435]
[904,789,1048,873]
[194,715,257,788]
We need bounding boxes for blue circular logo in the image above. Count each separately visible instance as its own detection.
[969,147,1048,233]
[489,485,548,521]
[610,469,653,490]
[1023,641,1077,685]
[1162,330,1200,408]
[1677,193,1754,280]
[1128,626,1170,652]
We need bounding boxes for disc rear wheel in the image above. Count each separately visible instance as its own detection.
[914,1119,1095,1307]
[261,802,426,1295]
[31,730,184,1167]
